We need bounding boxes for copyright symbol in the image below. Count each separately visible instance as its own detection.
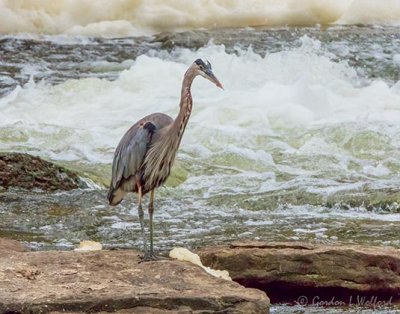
[296,296,308,306]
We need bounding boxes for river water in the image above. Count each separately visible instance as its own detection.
[1,1,400,312]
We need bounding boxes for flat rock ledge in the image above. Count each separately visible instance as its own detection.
[198,241,400,305]
[0,242,269,314]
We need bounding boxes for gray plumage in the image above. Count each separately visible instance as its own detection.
[108,113,173,205]
[107,59,223,260]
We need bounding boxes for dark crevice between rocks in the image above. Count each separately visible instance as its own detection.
[230,242,314,250]
[235,278,399,306]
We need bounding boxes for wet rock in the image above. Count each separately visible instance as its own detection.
[0,152,83,191]
[197,241,400,304]
[0,247,270,314]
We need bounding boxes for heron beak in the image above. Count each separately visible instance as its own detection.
[206,70,224,89]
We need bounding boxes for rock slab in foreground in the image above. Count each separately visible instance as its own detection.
[198,241,400,304]
[0,246,269,313]
[0,152,82,191]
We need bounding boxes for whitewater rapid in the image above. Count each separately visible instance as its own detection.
[0,25,399,267]
[1,35,400,206]
[1,0,400,36]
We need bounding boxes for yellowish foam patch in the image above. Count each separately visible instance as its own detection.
[169,247,231,281]
[1,0,399,36]
[74,240,103,251]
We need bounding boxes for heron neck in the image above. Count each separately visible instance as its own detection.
[168,69,196,142]
[180,68,196,107]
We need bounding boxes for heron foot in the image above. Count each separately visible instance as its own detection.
[139,252,163,263]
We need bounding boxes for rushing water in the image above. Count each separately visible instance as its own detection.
[1,25,400,251]
[1,1,400,312]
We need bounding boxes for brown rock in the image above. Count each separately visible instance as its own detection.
[0,248,269,313]
[0,237,28,252]
[0,152,83,191]
[197,241,400,304]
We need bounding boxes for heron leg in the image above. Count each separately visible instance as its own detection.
[137,185,148,256]
[138,188,159,262]
[148,189,155,256]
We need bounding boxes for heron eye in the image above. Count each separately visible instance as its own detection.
[199,65,204,70]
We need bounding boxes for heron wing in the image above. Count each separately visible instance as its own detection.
[110,113,173,191]
[111,125,149,189]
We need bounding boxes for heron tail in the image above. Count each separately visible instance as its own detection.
[107,186,125,206]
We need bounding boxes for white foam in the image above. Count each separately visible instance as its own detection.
[169,247,231,280]
[339,0,400,25]
[0,0,399,37]
[363,164,391,177]
[393,54,400,69]
[293,227,328,234]
[1,40,400,196]
[282,204,400,222]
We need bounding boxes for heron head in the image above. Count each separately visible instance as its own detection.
[194,59,223,89]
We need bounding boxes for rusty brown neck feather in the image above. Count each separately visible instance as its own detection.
[168,66,197,142]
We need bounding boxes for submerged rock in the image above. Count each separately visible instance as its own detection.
[0,152,83,191]
[198,241,400,305]
[0,244,269,313]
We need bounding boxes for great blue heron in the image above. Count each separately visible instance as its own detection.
[108,59,223,260]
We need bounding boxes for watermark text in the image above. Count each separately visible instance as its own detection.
[295,295,393,309]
